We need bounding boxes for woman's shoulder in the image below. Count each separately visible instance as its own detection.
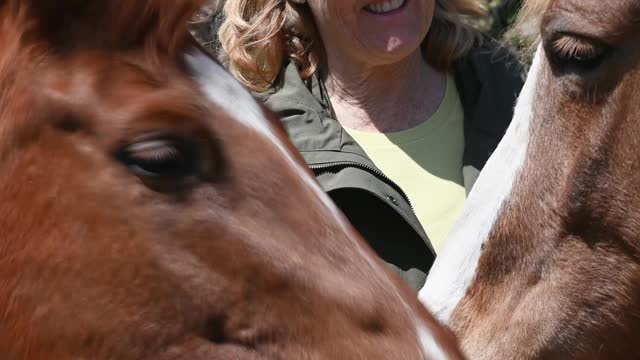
[255,62,326,117]
[254,62,339,154]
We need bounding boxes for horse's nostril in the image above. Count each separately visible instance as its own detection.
[204,317,227,344]
[360,315,388,335]
[53,114,83,133]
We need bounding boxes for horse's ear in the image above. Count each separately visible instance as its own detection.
[18,0,206,54]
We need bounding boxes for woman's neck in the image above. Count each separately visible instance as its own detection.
[324,50,446,133]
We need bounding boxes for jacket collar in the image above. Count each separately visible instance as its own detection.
[267,40,524,192]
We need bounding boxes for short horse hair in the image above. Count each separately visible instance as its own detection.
[218,0,486,92]
[5,0,205,58]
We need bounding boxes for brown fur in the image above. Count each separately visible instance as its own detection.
[449,0,640,358]
[0,0,464,358]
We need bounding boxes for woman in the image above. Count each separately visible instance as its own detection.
[218,0,524,290]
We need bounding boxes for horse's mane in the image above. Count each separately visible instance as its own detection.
[507,0,551,55]
[0,0,207,98]
[1,0,206,58]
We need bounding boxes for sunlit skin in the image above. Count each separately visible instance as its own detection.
[305,0,446,133]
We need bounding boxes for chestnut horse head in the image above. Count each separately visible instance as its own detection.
[421,0,640,358]
[0,0,461,358]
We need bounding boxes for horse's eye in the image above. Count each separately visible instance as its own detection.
[118,137,200,186]
[547,34,610,72]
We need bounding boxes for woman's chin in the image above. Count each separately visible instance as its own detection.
[363,39,422,65]
[385,36,416,52]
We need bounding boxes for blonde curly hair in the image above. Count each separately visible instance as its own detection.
[219,0,486,91]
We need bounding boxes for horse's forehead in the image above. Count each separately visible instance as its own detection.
[181,49,306,171]
[183,51,280,141]
[33,53,207,132]
[546,0,640,33]
[549,0,640,12]
[39,54,173,100]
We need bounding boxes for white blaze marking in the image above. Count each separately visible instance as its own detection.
[418,48,544,322]
[185,49,438,355]
[417,324,450,360]
[183,49,397,275]
[183,50,348,227]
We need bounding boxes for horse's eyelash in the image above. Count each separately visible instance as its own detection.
[551,36,604,60]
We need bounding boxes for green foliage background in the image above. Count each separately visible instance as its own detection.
[483,0,535,64]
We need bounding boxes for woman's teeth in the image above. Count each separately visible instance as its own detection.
[364,0,405,14]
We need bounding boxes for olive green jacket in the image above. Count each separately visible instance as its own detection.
[259,40,525,291]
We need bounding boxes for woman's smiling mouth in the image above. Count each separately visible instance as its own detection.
[363,0,407,15]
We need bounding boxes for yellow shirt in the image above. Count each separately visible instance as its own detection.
[344,74,465,253]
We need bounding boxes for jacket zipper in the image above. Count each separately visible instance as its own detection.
[310,161,414,209]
